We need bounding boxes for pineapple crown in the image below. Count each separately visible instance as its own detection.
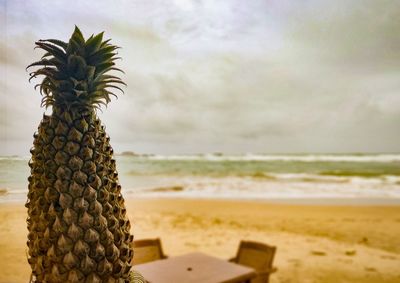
[27,26,125,110]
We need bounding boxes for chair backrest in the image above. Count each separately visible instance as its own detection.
[235,240,276,272]
[132,238,167,265]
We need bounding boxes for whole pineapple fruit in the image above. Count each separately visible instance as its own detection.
[26,26,133,282]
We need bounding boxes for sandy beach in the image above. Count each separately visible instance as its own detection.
[0,198,399,283]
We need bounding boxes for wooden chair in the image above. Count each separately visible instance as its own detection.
[132,238,168,265]
[229,240,277,283]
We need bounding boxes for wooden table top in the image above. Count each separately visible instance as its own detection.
[134,252,256,283]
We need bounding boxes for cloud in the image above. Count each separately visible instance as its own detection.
[1,0,400,154]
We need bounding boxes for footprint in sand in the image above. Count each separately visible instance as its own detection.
[359,237,368,244]
[345,250,356,256]
[311,250,327,256]
[365,267,378,272]
[380,255,397,260]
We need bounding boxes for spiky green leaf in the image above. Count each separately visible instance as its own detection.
[85,32,104,55]
[39,39,68,50]
[35,42,66,62]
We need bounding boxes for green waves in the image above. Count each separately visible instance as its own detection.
[121,158,400,178]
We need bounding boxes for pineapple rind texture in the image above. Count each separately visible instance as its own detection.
[27,109,133,282]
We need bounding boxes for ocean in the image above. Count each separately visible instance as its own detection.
[1,153,400,203]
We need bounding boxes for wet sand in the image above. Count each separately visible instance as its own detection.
[0,198,399,283]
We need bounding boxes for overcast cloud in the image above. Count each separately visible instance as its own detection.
[1,0,399,155]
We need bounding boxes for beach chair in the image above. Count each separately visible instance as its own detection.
[132,238,168,265]
[229,240,277,283]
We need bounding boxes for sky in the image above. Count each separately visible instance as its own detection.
[0,0,399,155]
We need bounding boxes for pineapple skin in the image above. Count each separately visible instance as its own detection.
[26,107,133,282]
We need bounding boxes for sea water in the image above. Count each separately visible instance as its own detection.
[1,154,400,203]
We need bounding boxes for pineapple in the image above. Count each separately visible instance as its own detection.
[26,26,133,282]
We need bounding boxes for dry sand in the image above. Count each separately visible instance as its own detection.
[0,198,399,283]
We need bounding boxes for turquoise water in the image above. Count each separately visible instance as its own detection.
[1,154,400,202]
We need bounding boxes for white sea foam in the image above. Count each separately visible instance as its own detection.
[144,153,400,163]
[127,174,400,200]
[3,174,400,203]
[0,156,30,161]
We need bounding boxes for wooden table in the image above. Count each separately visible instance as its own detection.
[134,252,256,283]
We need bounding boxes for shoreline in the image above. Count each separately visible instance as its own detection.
[129,196,400,206]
